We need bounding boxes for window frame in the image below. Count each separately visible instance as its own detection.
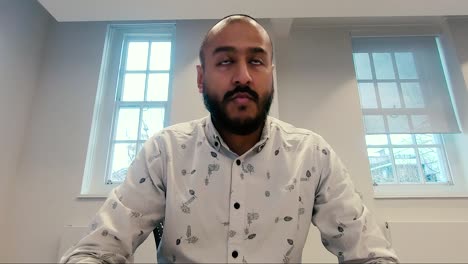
[350,25,468,198]
[80,23,176,197]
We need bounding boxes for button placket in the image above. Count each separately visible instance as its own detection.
[228,158,246,263]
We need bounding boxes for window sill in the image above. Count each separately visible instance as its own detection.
[76,194,108,199]
[374,194,468,199]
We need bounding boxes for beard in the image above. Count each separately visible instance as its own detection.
[202,83,274,136]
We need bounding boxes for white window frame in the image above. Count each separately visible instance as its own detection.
[80,24,175,197]
[350,24,468,198]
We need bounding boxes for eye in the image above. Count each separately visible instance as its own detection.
[217,59,233,66]
[250,59,264,65]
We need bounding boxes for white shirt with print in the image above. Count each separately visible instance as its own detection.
[61,115,399,263]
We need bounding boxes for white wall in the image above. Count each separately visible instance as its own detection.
[4,4,468,262]
[0,0,51,261]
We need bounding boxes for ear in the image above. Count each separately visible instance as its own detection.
[196,65,204,94]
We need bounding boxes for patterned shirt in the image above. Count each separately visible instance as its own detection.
[61,115,399,263]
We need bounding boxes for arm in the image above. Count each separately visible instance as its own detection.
[60,136,166,263]
[311,140,399,264]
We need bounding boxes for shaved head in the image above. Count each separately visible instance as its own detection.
[199,14,273,68]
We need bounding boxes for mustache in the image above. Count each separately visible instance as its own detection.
[223,86,259,103]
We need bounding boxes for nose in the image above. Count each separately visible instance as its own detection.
[232,61,252,86]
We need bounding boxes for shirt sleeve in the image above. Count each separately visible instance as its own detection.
[311,139,400,264]
[60,136,167,264]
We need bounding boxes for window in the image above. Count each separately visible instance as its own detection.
[352,36,461,197]
[81,24,175,196]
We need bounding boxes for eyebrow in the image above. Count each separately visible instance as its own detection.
[212,46,268,56]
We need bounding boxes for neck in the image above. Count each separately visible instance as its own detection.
[213,120,265,156]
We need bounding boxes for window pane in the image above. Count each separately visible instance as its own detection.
[150,42,171,70]
[358,82,377,108]
[126,42,149,71]
[387,115,410,133]
[140,107,165,140]
[419,147,446,183]
[415,134,436,145]
[390,134,413,145]
[368,148,395,184]
[393,148,421,183]
[110,143,136,182]
[147,73,169,101]
[364,115,386,133]
[378,82,401,108]
[115,108,140,140]
[122,73,146,101]
[373,53,395,80]
[401,82,425,108]
[395,52,418,79]
[353,53,372,80]
[365,134,388,145]
[411,115,431,132]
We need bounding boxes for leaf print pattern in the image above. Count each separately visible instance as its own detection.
[257,143,266,153]
[205,163,220,185]
[266,171,271,180]
[242,256,248,264]
[247,211,259,225]
[130,211,142,218]
[180,190,197,214]
[322,148,329,155]
[176,225,199,245]
[90,222,98,231]
[101,230,108,237]
[111,201,117,210]
[283,239,294,264]
[301,169,312,181]
[242,163,255,174]
[275,216,293,223]
[333,222,346,238]
[210,151,218,159]
[139,177,146,184]
[275,149,280,156]
[265,191,270,197]
[228,230,236,238]
[285,184,294,192]
[246,233,256,240]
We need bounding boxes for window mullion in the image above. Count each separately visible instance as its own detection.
[387,134,400,184]
[412,134,427,184]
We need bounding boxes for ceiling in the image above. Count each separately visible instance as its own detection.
[38,0,468,22]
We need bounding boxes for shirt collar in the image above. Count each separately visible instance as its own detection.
[204,115,272,156]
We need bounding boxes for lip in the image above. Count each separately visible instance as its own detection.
[231,92,254,101]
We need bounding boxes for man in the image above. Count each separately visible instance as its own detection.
[61,15,399,263]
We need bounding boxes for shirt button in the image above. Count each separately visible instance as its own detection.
[215,141,219,147]
[232,250,238,258]
[234,202,240,209]
[236,160,241,166]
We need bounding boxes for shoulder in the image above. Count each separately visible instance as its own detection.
[269,116,327,146]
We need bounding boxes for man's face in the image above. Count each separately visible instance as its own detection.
[197,20,274,135]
